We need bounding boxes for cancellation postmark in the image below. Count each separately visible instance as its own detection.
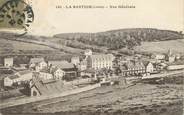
[0,0,34,35]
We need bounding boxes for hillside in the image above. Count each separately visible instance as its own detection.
[134,39,184,54]
[0,32,85,55]
[54,28,184,50]
[0,28,183,56]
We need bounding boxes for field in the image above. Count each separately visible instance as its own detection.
[0,38,55,51]
[1,82,183,115]
[0,36,85,55]
[134,39,184,54]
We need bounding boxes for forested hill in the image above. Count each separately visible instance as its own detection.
[54,28,184,49]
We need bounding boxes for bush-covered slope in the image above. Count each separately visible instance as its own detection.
[54,28,184,49]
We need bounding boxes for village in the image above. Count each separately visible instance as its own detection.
[0,48,183,100]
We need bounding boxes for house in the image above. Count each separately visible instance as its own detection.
[80,68,96,78]
[4,70,33,86]
[4,76,17,87]
[156,63,168,70]
[144,62,154,73]
[29,75,64,96]
[50,68,65,80]
[166,49,176,63]
[79,60,87,71]
[4,57,13,67]
[29,58,47,72]
[86,54,115,70]
[48,60,75,69]
[30,58,45,65]
[48,60,78,78]
[121,60,146,76]
[29,71,93,96]
[45,55,73,63]
[35,61,48,72]
[28,73,88,96]
[175,54,181,60]
[152,54,165,60]
[19,64,28,69]
[84,49,92,56]
[71,56,80,66]
[39,70,53,80]
[167,56,175,63]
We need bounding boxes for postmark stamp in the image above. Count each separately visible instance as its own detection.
[0,0,34,35]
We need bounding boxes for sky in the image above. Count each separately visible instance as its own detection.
[4,0,184,36]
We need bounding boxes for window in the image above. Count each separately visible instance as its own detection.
[33,91,37,96]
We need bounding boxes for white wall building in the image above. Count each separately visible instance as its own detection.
[29,58,47,72]
[39,72,53,80]
[145,62,154,73]
[86,54,115,70]
[4,70,33,87]
[4,58,13,67]
[84,49,92,56]
[35,61,48,72]
[71,56,80,66]
[79,60,87,71]
[51,68,65,80]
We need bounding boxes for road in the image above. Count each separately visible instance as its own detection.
[142,70,184,79]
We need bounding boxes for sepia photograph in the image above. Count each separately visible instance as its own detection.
[0,0,183,115]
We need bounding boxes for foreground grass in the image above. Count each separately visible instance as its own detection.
[1,83,183,115]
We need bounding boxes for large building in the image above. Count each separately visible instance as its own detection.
[29,58,47,72]
[86,54,115,70]
[48,60,78,79]
[121,60,146,76]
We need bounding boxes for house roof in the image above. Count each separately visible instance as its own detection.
[48,61,75,69]
[41,78,56,84]
[8,75,19,80]
[90,54,114,61]
[85,49,92,53]
[120,65,126,70]
[80,60,87,65]
[124,60,145,69]
[31,74,64,95]
[39,69,50,73]
[4,57,13,60]
[124,61,134,69]
[45,55,73,62]
[143,60,152,66]
[30,58,44,64]
[71,56,80,60]
[50,67,64,74]
[80,68,96,73]
[16,70,32,76]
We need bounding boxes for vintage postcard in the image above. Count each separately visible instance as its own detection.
[0,0,183,115]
